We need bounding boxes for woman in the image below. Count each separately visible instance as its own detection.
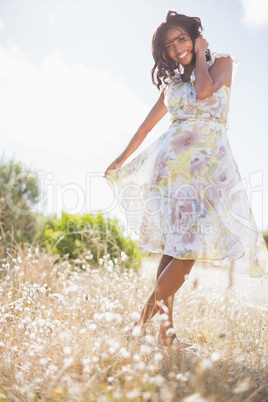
[104,11,268,348]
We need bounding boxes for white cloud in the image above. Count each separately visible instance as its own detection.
[241,0,268,27]
[0,45,149,162]
[0,16,4,29]
[0,45,151,221]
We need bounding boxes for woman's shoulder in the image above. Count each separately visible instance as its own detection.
[210,51,240,83]
[210,51,239,67]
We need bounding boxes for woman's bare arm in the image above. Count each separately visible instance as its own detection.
[194,35,232,100]
[104,91,167,177]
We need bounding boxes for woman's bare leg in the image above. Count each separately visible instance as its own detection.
[155,255,176,341]
[156,255,178,345]
[136,257,195,343]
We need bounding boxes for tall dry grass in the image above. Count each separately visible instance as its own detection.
[0,246,267,401]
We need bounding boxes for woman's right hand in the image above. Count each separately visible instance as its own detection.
[194,34,209,54]
[103,159,122,178]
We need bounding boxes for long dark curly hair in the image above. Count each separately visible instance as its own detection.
[152,11,211,89]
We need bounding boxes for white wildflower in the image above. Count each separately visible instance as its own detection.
[121,251,128,261]
[63,357,73,369]
[154,352,164,362]
[166,327,175,336]
[88,323,97,331]
[120,347,131,359]
[144,334,154,344]
[135,361,146,371]
[63,346,72,355]
[140,344,152,356]
[233,377,251,394]
[182,394,208,402]
[160,313,169,321]
[59,330,72,343]
[200,358,213,371]
[132,325,142,337]
[65,284,79,295]
[142,392,152,400]
[113,390,123,400]
[131,311,141,321]
[210,352,221,362]
[126,389,140,399]
[108,347,116,355]
[176,373,188,382]
[235,355,246,363]
[152,374,165,386]
[160,385,173,401]
[133,354,140,362]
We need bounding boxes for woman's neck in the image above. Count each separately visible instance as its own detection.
[181,63,195,82]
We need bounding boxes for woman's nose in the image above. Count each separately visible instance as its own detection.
[173,41,181,53]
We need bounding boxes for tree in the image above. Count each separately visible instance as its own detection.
[0,155,39,245]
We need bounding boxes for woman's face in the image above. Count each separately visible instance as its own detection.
[163,26,194,66]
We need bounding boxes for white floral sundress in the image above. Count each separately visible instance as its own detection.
[105,52,268,278]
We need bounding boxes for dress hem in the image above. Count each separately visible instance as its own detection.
[138,245,268,279]
[137,244,244,263]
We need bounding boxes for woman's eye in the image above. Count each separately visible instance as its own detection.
[179,37,186,42]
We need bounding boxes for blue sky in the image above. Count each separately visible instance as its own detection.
[0,0,268,234]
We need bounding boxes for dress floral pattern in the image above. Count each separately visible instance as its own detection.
[105,52,268,277]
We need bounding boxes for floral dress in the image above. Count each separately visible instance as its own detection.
[105,52,268,277]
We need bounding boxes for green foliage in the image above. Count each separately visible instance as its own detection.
[0,155,39,245]
[38,211,142,270]
[0,156,142,270]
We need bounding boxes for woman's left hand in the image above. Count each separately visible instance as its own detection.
[103,159,122,178]
[194,34,209,54]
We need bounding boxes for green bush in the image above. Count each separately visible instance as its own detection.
[38,211,142,270]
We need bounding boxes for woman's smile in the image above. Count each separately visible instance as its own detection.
[177,50,189,60]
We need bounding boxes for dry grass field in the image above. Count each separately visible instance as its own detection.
[0,246,267,401]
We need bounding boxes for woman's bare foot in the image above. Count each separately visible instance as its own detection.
[157,327,194,348]
[158,331,178,346]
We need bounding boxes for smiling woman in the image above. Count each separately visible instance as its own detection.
[104,10,268,349]
[151,13,212,89]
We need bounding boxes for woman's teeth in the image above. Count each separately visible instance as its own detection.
[178,51,188,59]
